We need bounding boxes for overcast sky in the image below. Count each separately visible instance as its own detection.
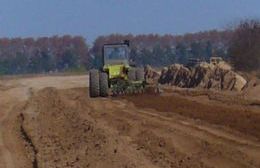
[0,0,260,42]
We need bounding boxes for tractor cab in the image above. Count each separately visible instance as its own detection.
[103,43,130,66]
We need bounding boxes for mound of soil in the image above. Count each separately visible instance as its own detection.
[158,63,247,91]
[244,77,260,101]
[144,65,160,84]
[159,64,191,87]
[245,85,260,101]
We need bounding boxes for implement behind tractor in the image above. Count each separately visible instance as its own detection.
[89,41,145,97]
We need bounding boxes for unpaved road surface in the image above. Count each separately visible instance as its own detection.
[0,75,88,168]
[1,75,260,168]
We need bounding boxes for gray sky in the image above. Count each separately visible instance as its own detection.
[0,0,260,42]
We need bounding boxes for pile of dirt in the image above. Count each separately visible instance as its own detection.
[159,64,191,87]
[244,77,260,101]
[159,63,247,91]
[144,65,160,84]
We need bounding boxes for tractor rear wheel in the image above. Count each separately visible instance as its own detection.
[128,68,136,81]
[136,68,145,81]
[89,69,100,97]
[99,72,109,97]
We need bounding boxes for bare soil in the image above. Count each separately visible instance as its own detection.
[1,75,260,168]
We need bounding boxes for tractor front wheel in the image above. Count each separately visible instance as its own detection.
[89,69,100,97]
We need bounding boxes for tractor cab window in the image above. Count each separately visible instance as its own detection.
[104,45,129,65]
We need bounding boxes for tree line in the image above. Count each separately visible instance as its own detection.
[229,19,260,71]
[0,35,89,75]
[0,21,259,75]
[91,30,231,68]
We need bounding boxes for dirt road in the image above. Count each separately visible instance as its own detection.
[1,75,260,168]
[0,75,88,168]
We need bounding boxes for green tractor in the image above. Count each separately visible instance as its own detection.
[89,41,145,97]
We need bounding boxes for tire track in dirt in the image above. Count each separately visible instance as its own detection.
[0,75,88,168]
[0,93,16,168]
[126,94,260,139]
[0,125,15,168]
[87,97,260,168]
[19,87,160,168]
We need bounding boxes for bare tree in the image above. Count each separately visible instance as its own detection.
[229,19,260,71]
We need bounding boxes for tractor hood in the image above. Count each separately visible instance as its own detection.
[104,64,129,79]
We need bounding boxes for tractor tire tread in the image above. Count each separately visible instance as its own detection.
[89,69,100,97]
[100,72,109,97]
